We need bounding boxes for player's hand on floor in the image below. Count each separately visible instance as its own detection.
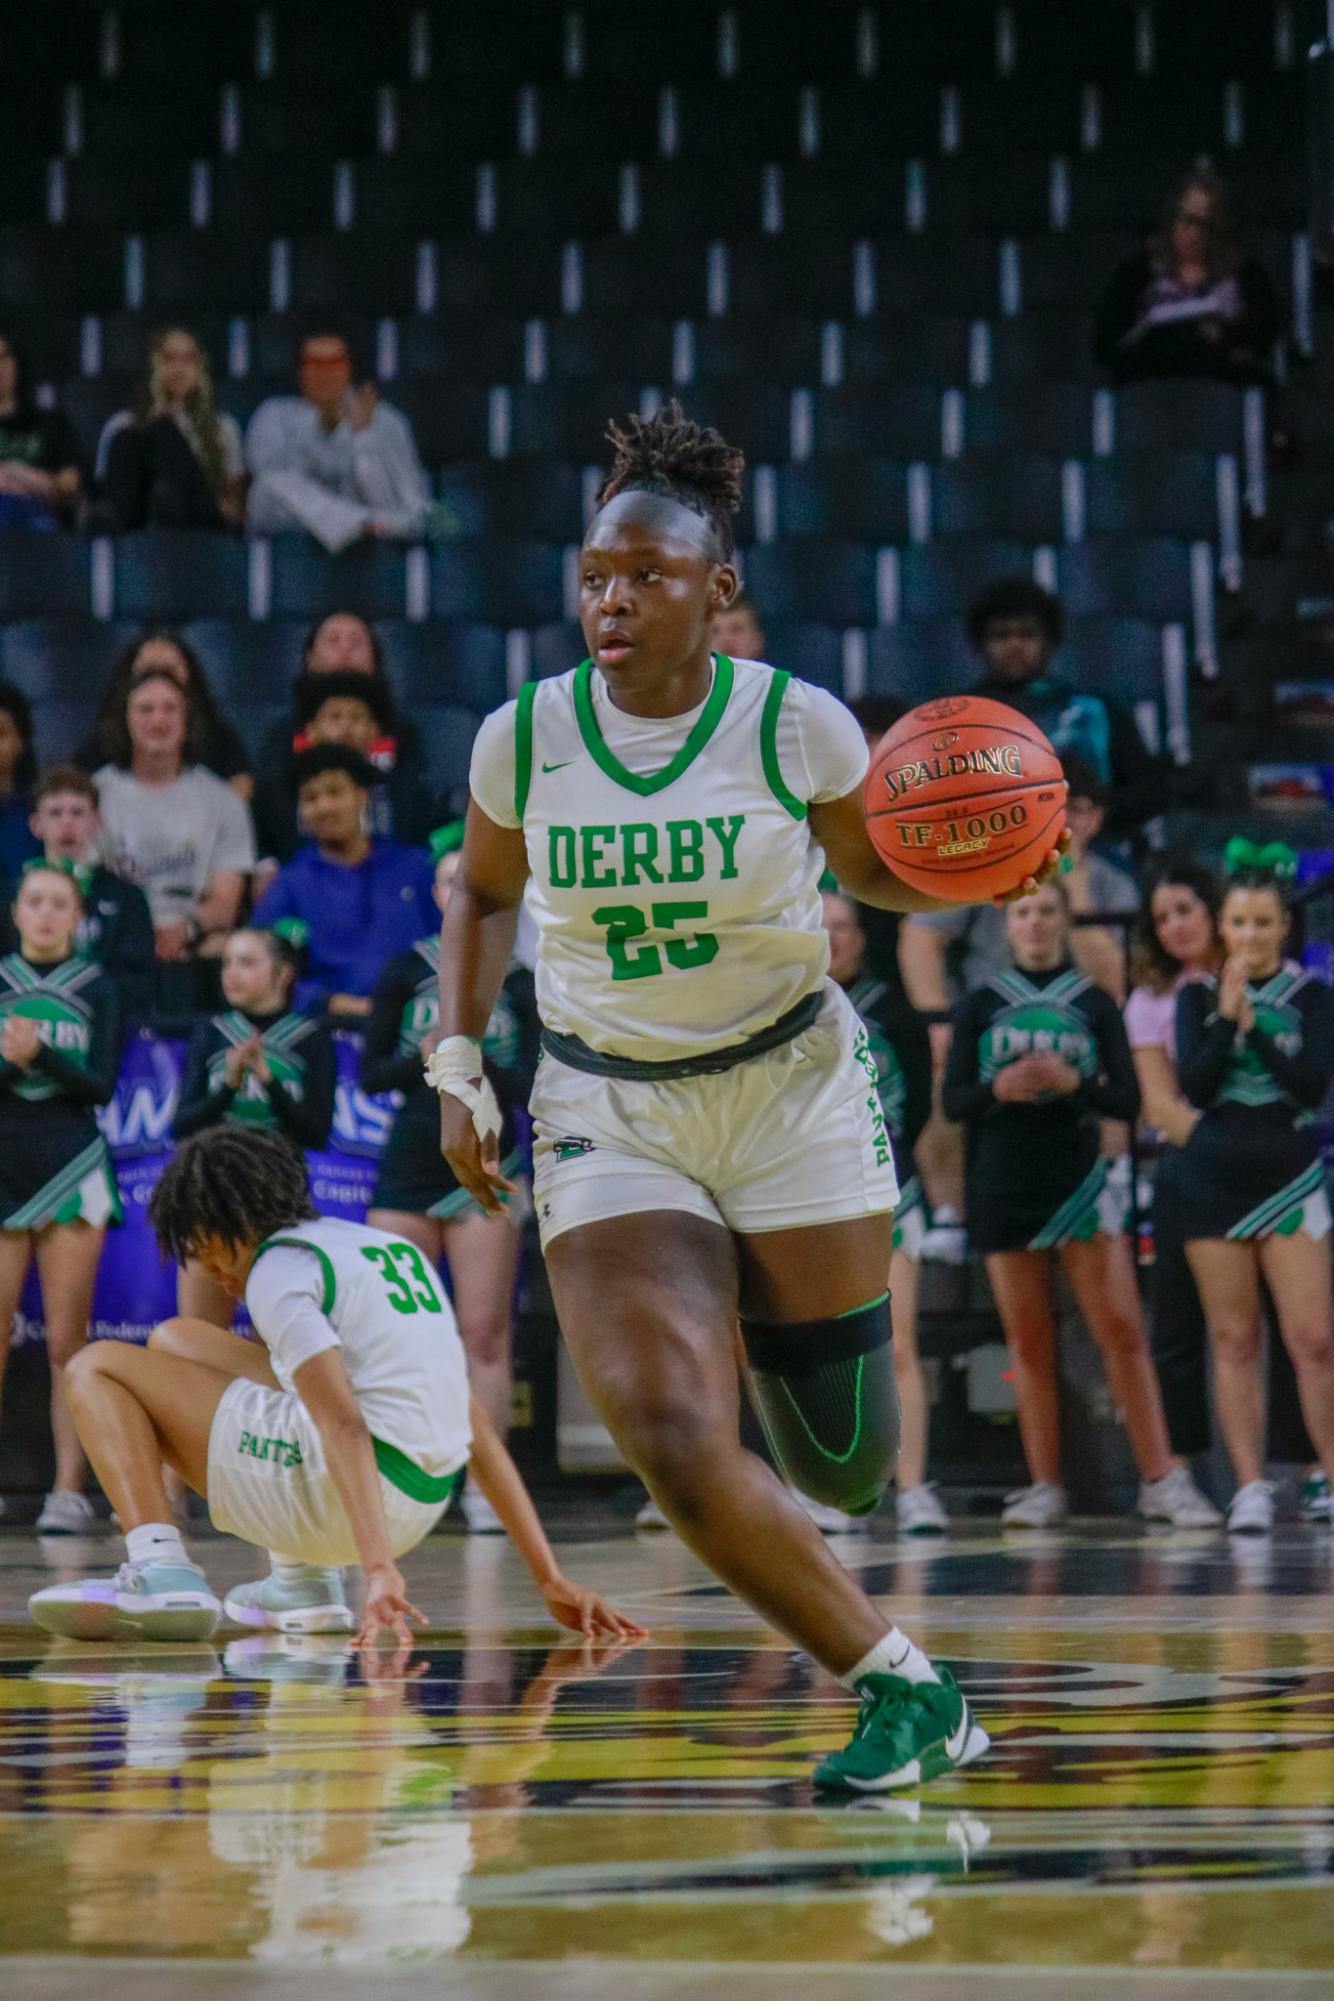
[993,827,1073,905]
[356,1562,429,1648]
[542,1574,649,1640]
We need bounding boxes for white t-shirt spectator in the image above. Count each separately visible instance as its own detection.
[94,763,256,925]
[914,852,1140,999]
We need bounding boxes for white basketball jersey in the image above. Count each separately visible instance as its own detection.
[488,656,861,1061]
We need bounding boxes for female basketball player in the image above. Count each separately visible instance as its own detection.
[429,404,1065,1791]
[822,888,945,1534]
[0,863,122,1535]
[27,1127,643,1647]
[364,831,538,1533]
[943,881,1217,1529]
[174,926,334,1325]
[1177,861,1334,1534]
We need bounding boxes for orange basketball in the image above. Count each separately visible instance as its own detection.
[863,696,1068,903]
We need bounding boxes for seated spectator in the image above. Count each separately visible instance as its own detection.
[93,670,255,966]
[252,744,436,1016]
[965,577,1162,834]
[93,326,245,532]
[254,668,438,870]
[1095,167,1280,387]
[245,331,431,551]
[0,683,40,879]
[77,627,252,800]
[709,587,766,661]
[0,326,81,528]
[0,766,156,1024]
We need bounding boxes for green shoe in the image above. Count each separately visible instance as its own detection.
[1299,1471,1332,1524]
[223,1568,353,1635]
[815,1667,989,1792]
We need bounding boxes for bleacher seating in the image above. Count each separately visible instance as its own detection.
[0,0,1319,786]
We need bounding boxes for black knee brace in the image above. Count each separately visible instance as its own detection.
[740,1294,899,1515]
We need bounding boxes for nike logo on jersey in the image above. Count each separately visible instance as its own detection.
[542,760,575,773]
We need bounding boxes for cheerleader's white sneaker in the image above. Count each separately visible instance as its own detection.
[35,1490,97,1535]
[1139,1466,1223,1529]
[896,1483,949,1536]
[1001,1482,1068,1529]
[1227,1480,1276,1536]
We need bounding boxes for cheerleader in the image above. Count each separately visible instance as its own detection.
[363,830,538,1533]
[823,889,945,1534]
[943,881,1217,1529]
[0,863,122,1533]
[173,927,334,1325]
[1176,857,1334,1535]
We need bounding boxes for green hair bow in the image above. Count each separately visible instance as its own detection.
[1224,837,1298,880]
[429,821,466,861]
[270,916,311,949]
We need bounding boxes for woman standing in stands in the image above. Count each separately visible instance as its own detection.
[0,864,122,1533]
[1177,858,1334,1535]
[79,628,252,801]
[823,889,944,1534]
[94,326,246,533]
[364,828,538,1534]
[943,881,1217,1529]
[173,926,334,1326]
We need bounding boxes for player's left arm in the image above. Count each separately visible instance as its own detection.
[291,1345,428,1647]
[466,1395,647,1640]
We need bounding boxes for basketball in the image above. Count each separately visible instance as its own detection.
[863,696,1068,903]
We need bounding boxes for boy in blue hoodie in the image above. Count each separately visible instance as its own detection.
[252,745,435,1016]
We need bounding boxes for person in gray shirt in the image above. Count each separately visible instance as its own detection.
[245,331,430,552]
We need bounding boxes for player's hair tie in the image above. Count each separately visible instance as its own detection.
[1223,837,1297,880]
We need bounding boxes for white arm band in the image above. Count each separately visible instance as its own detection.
[424,1036,503,1144]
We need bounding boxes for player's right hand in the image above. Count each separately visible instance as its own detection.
[356,1562,428,1648]
[439,1095,517,1217]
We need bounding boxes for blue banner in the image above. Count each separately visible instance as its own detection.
[11,1028,399,1351]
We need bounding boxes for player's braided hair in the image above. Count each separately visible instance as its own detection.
[597,399,745,558]
[148,1127,318,1264]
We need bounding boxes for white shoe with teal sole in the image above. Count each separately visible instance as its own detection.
[29,1560,220,1643]
[223,1568,354,1635]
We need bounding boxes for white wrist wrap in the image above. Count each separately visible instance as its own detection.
[425,1037,502,1143]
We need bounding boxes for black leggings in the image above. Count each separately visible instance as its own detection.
[102,414,225,529]
[1151,1148,1314,1462]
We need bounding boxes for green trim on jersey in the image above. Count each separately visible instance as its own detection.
[371,1435,464,1505]
[253,1233,336,1314]
[514,679,537,821]
[571,653,735,798]
[759,668,807,821]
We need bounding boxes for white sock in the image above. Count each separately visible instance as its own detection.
[125,1522,189,1569]
[271,1554,340,1589]
[842,1626,940,1690]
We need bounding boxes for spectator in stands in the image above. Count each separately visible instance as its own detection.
[1,766,156,1024]
[93,326,245,533]
[710,587,766,661]
[0,683,40,880]
[253,668,438,872]
[79,628,252,800]
[1095,167,1281,388]
[251,744,436,1016]
[93,670,255,967]
[0,327,81,528]
[1060,754,1141,1002]
[966,577,1161,833]
[245,331,431,551]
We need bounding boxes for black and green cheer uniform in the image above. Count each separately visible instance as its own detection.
[363,938,539,1219]
[943,962,1140,1254]
[173,1008,335,1147]
[1175,965,1334,1241]
[842,971,932,1253]
[0,953,123,1230]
